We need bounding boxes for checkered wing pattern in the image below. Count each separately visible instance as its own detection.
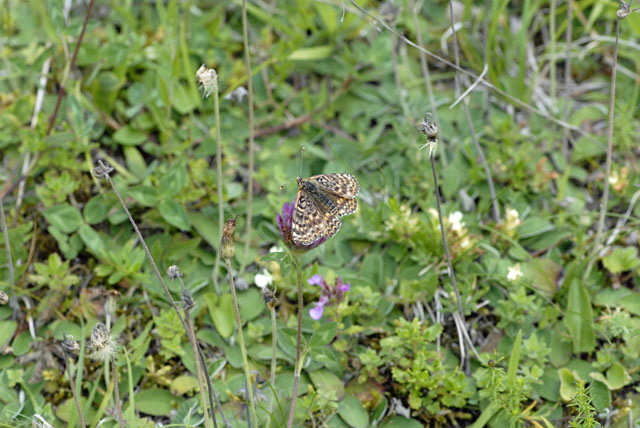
[291,191,342,246]
[291,173,359,246]
[308,173,360,199]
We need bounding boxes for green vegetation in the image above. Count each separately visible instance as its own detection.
[1,0,639,427]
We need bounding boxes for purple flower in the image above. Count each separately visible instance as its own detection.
[307,274,351,320]
[277,202,326,251]
[309,295,329,320]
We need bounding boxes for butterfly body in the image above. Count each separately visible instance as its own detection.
[292,173,359,246]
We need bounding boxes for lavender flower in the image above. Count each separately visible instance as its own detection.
[277,202,326,251]
[307,274,350,320]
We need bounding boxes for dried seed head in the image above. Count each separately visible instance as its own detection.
[182,288,195,311]
[61,333,80,355]
[92,161,114,179]
[167,265,182,280]
[196,65,218,98]
[0,291,8,305]
[262,286,278,310]
[87,323,118,361]
[221,216,238,260]
[417,113,438,140]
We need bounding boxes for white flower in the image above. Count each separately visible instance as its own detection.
[269,245,283,253]
[254,269,273,289]
[507,264,524,281]
[196,65,217,98]
[448,211,464,232]
[505,208,521,229]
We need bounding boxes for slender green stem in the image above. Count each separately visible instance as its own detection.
[184,305,216,428]
[212,75,224,295]
[226,258,258,426]
[266,305,278,428]
[66,357,86,428]
[595,16,622,246]
[286,255,303,428]
[241,0,255,267]
[0,196,14,287]
[110,355,125,428]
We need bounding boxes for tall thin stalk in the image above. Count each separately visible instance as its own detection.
[561,0,573,161]
[92,161,225,427]
[0,196,14,287]
[286,255,304,428]
[447,0,500,222]
[241,0,256,266]
[227,258,258,426]
[595,2,628,246]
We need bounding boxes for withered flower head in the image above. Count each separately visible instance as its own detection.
[221,216,238,260]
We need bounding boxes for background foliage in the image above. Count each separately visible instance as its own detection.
[1,0,640,427]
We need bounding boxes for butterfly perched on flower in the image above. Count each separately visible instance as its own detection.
[289,173,359,246]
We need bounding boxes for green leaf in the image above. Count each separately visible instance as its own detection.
[517,217,554,239]
[523,259,561,297]
[288,45,333,61]
[309,370,345,400]
[381,416,425,428]
[134,388,182,416]
[77,224,108,258]
[124,146,147,179]
[558,368,579,401]
[170,375,200,395]
[338,395,369,428]
[310,322,337,347]
[602,247,640,273]
[204,292,234,339]
[83,194,114,224]
[42,204,83,233]
[0,321,17,348]
[128,185,160,207]
[158,200,191,231]
[590,362,631,390]
[563,279,595,353]
[113,125,147,145]
[171,83,200,114]
[589,380,611,411]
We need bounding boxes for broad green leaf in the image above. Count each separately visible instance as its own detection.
[134,388,181,416]
[170,375,199,396]
[78,224,108,258]
[171,83,199,114]
[563,279,595,353]
[309,370,345,400]
[204,292,234,339]
[590,380,611,411]
[337,395,369,428]
[42,204,83,233]
[128,185,160,207]
[0,321,17,348]
[113,125,147,145]
[517,217,554,239]
[83,194,113,224]
[158,200,191,231]
[602,247,640,273]
[124,146,147,179]
[558,368,579,401]
[310,322,337,347]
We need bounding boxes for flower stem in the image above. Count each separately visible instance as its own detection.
[111,355,125,428]
[266,303,278,428]
[286,255,304,428]
[226,258,258,426]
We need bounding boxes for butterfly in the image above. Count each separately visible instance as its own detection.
[291,173,359,246]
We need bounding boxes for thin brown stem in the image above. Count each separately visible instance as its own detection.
[286,256,304,428]
[213,73,224,295]
[226,258,258,426]
[47,0,95,135]
[265,305,278,428]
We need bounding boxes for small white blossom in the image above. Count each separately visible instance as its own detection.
[196,65,217,98]
[448,211,465,232]
[254,269,273,289]
[269,246,283,253]
[507,264,524,281]
[505,208,521,230]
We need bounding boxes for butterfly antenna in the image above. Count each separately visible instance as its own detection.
[298,146,305,177]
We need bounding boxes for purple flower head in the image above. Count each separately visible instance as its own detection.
[277,202,326,251]
[309,295,329,320]
[307,274,351,320]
